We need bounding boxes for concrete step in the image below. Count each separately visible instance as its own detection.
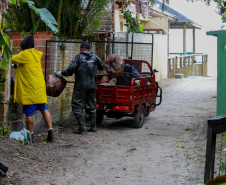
[175,73,184,79]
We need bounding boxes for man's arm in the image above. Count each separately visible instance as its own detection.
[96,56,105,71]
[55,56,79,77]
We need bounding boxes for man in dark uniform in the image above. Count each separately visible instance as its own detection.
[55,42,105,134]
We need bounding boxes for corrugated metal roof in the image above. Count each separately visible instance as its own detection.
[153,0,202,29]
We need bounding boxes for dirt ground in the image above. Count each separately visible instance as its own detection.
[0,76,217,185]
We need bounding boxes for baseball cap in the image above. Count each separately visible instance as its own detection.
[80,42,91,49]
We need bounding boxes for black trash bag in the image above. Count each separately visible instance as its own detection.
[116,63,141,86]
[46,74,67,97]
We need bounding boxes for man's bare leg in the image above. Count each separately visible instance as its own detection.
[41,110,54,142]
[26,115,34,132]
[26,115,35,143]
[40,110,52,128]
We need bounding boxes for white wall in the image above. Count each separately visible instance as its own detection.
[153,34,168,81]
[114,10,128,33]
[128,33,168,81]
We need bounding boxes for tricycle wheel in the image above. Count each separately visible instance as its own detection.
[134,105,145,128]
[96,111,104,125]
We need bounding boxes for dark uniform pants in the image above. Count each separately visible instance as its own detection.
[72,89,96,119]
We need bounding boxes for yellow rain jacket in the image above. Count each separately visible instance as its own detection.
[12,48,47,105]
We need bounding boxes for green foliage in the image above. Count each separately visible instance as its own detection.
[139,23,144,32]
[20,31,30,38]
[60,43,66,52]
[6,0,112,37]
[11,113,18,120]
[1,0,58,70]
[184,127,194,131]
[0,123,11,136]
[8,0,58,33]
[116,0,141,33]
[220,162,226,174]
[222,4,226,22]
[176,145,185,148]
[187,0,226,16]
[59,37,66,52]
[0,31,12,70]
[222,11,226,22]
[115,0,170,33]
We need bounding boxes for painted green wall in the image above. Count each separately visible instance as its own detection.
[207,30,226,116]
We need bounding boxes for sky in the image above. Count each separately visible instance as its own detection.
[167,0,223,76]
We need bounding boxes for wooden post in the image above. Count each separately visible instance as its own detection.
[180,57,182,68]
[173,58,175,78]
[168,58,170,71]
[183,56,186,67]
[175,57,177,71]
[204,125,216,183]
[167,58,170,78]
[204,115,226,183]
[183,23,186,55]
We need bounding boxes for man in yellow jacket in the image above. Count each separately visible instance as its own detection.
[12,35,54,143]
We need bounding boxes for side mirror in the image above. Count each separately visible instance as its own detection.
[153,69,159,73]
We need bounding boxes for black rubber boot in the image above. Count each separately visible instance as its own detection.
[74,117,87,134]
[47,129,55,142]
[31,133,35,143]
[88,117,97,132]
[0,162,8,173]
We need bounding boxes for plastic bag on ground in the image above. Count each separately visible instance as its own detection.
[105,54,125,78]
[46,74,67,97]
[10,128,31,145]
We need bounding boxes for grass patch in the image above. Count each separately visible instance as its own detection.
[184,127,194,131]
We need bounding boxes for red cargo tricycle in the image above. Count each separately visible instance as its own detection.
[96,59,162,128]
[90,31,162,128]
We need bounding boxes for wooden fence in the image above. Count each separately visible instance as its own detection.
[168,53,208,78]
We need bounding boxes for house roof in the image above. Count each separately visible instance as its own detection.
[153,0,202,29]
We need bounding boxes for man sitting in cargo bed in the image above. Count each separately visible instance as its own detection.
[116,63,141,86]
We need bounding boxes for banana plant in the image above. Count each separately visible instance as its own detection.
[0,31,12,70]
[9,0,58,33]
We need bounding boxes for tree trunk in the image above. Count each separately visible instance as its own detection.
[0,69,6,123]
[57,0,63,31]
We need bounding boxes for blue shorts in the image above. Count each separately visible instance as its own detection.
[23,104,47,116]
